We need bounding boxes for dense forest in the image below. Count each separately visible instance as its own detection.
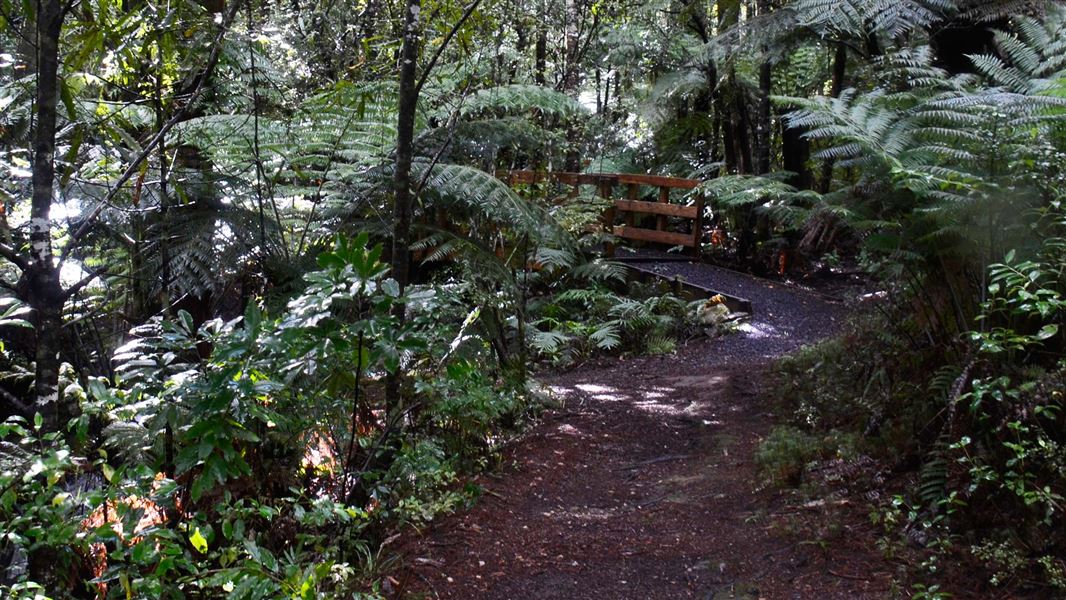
[1,0,1065,597]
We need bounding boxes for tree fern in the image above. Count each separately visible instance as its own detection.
[528,328,573,356]
[447,84,589,122]
[955,0,1054,22]
[967,5,1066,95]
[699,174,810,209]
[788,0,953,40]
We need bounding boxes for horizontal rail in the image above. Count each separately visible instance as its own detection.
[614,199,699,219]
[501,169,706,258]
[616,173,700,189]
[502,170,701,190]
[613,226,695,247]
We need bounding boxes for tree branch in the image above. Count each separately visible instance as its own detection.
[0,242,29,271]
[61,266,107,301]
[414,0,483,97]
[62,0,244,256]
[0,386,34,418]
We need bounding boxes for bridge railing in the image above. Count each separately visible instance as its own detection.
[501,171,704,257]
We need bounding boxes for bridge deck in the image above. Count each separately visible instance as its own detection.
[614,248,844,351]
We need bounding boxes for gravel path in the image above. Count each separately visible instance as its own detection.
[628,258,847,364]
[394,265,884,600]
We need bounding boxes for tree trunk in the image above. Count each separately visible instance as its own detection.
[753,16,774,262]
[534,5,547,87]
[562,0,579,92]
[512,19,527,82]
[716,0,743,174]
[386,0,421,413]
[819,42,847,193]
[733,85,753,174]
[755,0,772,176]
[25,0,72,432]
[719,93,738,173]
[560,0,582,171]
[359,0,380,62]
[781,109,812,189]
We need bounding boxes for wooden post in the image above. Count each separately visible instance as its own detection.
[656,185,669,231]
[625,183,638,228]
[601,179,616,257]
[692,192,705,259]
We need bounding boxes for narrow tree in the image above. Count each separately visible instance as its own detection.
[387,0,481,410]
[21,0,72,430]
[0,0,241,429]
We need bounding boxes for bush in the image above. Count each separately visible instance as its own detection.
[0,235,533,598]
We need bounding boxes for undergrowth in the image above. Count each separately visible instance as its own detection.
[763,240,1066,596]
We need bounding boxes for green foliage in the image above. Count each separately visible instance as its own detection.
[450,84,589,121]
[6,0,1066,595]
[527,283,695,365]
[969,5,1066,95]
[789,0,954,39]
[755,426,823,486]
[973,206,1066,357]
[1,235,532,596]
[770,201,1066,590]
[0,416,91,594]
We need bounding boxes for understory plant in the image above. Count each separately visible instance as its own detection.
[767,205,1066,594]
[527,282,701,366]
[0,234,533,597]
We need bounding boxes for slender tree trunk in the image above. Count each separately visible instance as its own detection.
[695,61,719,169]
[560,0,582,171]
[154,34,177,478]
[386,0,421,413]
[716,0,742,174]
[595,68,602,113]
[781,109,812,188]
[718,95,737,173]
[155,38,173,315]
[534,35,547,84]
[24,0,72,432]
[359,0,380,62]
[733,86,753,174]
[819,42,847,192]
[512,19,527,82]
[602,70,611,116]
[534,4,547,87]
[562,0,579,91]
[754,12,774,258]
[755,4,772,177]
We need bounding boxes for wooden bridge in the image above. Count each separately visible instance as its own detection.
[501,170,705,258]
[500,171,752,313]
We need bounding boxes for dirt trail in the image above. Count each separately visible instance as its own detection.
[396,276,895,599]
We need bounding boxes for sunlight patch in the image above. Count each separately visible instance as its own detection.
[548,385,574,398]
[737,322,781,339]
[575,383,615,394]
[575,383,626,402]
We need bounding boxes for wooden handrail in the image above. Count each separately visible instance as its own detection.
[499,170,705,258]
[500,170,700,190]
[614,199,699,219]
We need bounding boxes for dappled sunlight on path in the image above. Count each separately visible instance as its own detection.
[396,279,889,599]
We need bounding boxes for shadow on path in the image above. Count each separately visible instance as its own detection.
[396,276,893,599]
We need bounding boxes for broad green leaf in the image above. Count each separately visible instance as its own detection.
[189,527,208,553]
[1035,324,1059,340]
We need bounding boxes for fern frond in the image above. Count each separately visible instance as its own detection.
[451,85,588,121]
[588,323,621,351]
[528,328,572,355]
